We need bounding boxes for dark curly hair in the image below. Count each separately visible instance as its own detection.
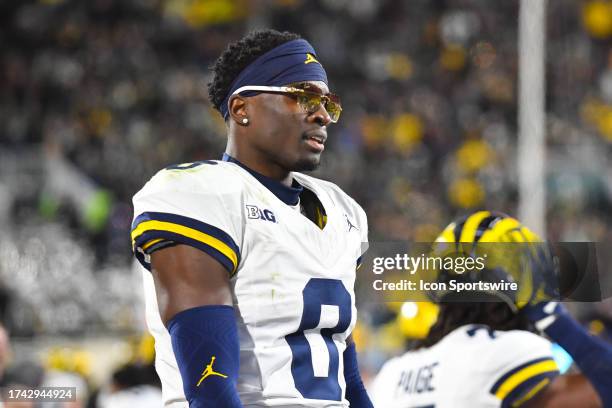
[207,29,301,116]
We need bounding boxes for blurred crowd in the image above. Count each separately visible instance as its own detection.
[0,321,161,407]
[2,0,612,243]
[1,0,612,405]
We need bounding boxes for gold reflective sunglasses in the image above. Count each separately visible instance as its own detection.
[231,84,342,123]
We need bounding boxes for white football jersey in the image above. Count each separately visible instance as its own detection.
[370,325,560,408]
[132,159,368,407]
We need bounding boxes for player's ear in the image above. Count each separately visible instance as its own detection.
[228,96,249,126]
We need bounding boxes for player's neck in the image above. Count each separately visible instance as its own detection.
[222,153,303,206]
[223,150,292,187]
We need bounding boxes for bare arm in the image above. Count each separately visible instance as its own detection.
[150,244,232,325]
[149,244,242,406]
[523,373,602,408]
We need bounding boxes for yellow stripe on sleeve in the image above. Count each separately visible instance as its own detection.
[142,238,164,250]
[131,220,238,271]
[511,378,551,407]
[495,360,558,400]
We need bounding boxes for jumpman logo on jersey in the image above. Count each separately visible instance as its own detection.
[345,214,358,232]
[197,356,228,386]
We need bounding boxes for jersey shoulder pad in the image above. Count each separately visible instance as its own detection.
[486,328,554,363]
[482,328,559,406]
[295,173,368,232]
[135,160,244,200]
[302,174,361,208]
[131,161,243,275]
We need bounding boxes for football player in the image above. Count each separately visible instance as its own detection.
[370,211,612,407]
[131,30,373,407]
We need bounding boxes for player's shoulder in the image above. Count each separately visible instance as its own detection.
[294,172,365,215]
[489,326,552,354]
[372,352,408,383]
[448,325,552,376]
[450,324,552,353]
[459,327,559,405]
[489,328,555,370]
[491,326,551,346]
[134,160,245,200]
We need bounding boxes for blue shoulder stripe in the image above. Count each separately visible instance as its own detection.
[131,211,240,275]
[490,356,559,404]
[490,357,551,395]
[132,212,236,250]
[134,230,235,274]
[501,372,557,408]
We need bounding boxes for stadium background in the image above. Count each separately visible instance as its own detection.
[1,0,612,405]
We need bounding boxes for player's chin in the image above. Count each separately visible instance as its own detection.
[292,153,321,172]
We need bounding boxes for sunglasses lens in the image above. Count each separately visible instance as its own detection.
[296,93,342,123]
[298,94,322,113]
[326,99,342,123]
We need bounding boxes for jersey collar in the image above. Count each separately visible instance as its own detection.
[222,153,303,206]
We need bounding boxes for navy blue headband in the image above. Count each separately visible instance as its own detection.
[219,39,328,120]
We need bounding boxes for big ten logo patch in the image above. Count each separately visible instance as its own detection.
[246,205,277,223]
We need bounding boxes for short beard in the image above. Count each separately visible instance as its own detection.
[292,156,321,172]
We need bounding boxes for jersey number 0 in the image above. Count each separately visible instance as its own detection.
[285,278,352,401]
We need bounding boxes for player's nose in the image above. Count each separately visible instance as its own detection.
[308,104,332,127]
